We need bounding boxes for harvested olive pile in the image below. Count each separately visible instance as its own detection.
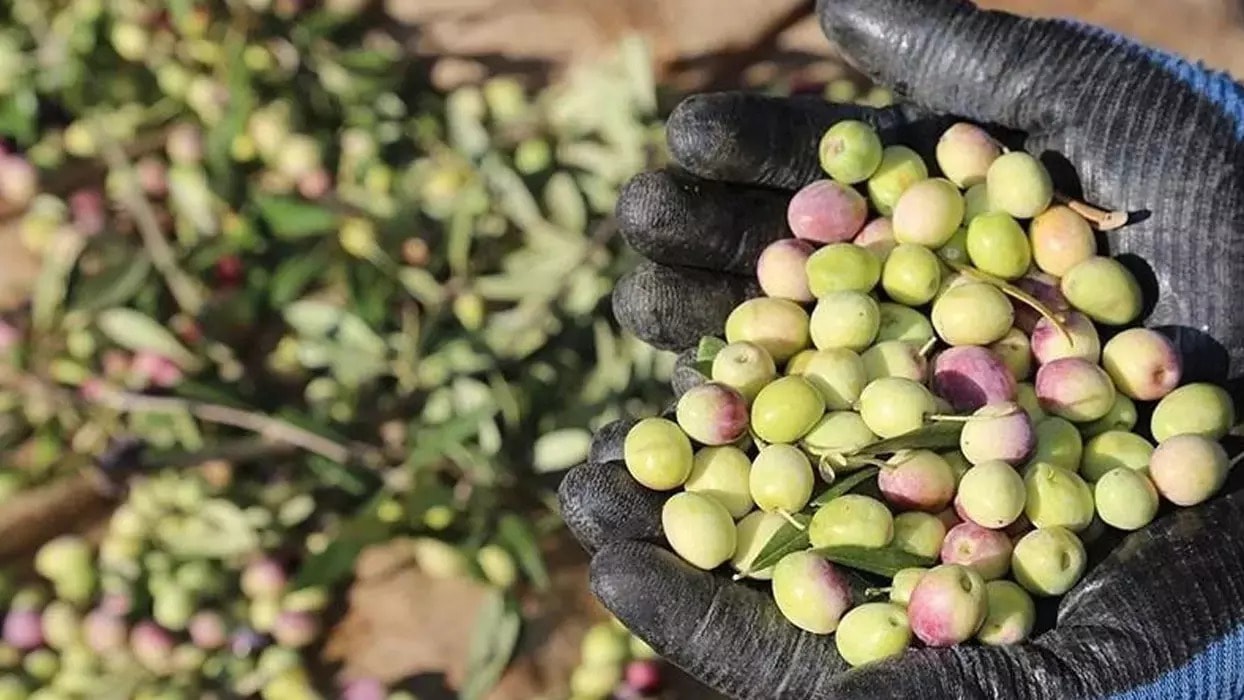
[623,120,1239,666]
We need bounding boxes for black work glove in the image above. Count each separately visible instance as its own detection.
[561,0,1244,698]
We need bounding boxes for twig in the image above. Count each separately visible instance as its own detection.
[1055,192,1128,231]
[0,369,360,465]
[88,385,352,464]
[93,126,205,314]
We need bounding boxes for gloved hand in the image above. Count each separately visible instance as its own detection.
[560,0,1244,698]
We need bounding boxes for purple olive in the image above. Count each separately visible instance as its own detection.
[932,346,1017,411]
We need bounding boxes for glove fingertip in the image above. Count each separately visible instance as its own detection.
[588,419,636,464]
[559,462,666,553]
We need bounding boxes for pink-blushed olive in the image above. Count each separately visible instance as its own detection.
[788,179,869,244]
[936,123,1001,188]
[676,382,749,446]
[241,557,287,599]
[976,580,1036,646]
[1011,527,1086,596]
[757,239,816,302]
[1030,312,1101,365]
[188,611,228,651]
[725,298,811,363]
[1029,205,1095,276]
[1012,271,1070,334]
[907,564,988,646]
[1149,434,1230,506]
[854,218,897,262]
[893,178,965,248]
[879,450,957,513]
[988,328,1033,381]
[939,522,1013,580]
[1035,357,1117,423]
[626,659,664,694]
[84,608,127,655]
[1101,328,1183,401]
[2,609,43,651]
[932,345,1017,412]
[960,402,1035,466]
[131,620,176,673]
[771,552,853,634]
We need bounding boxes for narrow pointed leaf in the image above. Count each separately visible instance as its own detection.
[810,467,879,508]
[745,513,811,575]
[847,422,964,458]
[694,336,726,375]
[811,545,936,578]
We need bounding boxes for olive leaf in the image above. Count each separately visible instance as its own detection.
[96,307,201,369]
[739,513,811,578]
[846,422,965,458]
[810,467,879,508]
[810,545,935,578]
[254,195,338,239]
[460,590,522,700]
[694,336,727,376]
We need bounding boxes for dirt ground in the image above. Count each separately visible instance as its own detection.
[5,1,1244,698]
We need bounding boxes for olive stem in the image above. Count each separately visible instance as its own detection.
[947,261,1073,344]
[927,414,973,423]
[1055,192,1128,231]
[1229,451,1244,470]
[776,509,806,531]
[864,586,893,599]
[918,337,938,358]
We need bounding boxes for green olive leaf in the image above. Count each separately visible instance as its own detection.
[847,422,964,458]
[694,336,727,376]
[741,513,812,577]
[810,467,879,508]
[809,545,936,578]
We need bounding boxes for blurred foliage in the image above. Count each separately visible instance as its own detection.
[0,0,674,696]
